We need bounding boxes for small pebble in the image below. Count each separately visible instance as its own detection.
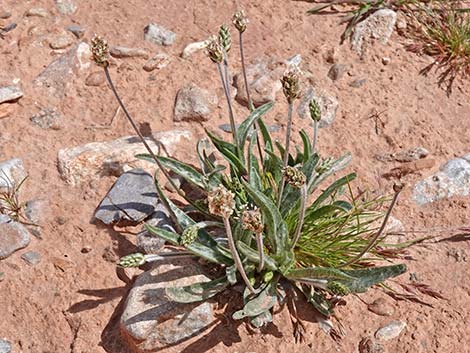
[0,86,23,104]
[359,337,384,353]
[368,297,395,316]
[81,245,92,254]
[66,24,85,39]
[26,8,49,17]
[143,53,170,72]
[110,46,149,59]
[21,251,41,266]
[30,108,62,130]
[382,57,391,65]
[350,78,367,88]
[49,34,74,49]
[328,63,348,81]
[55,216,67,225]
[0,272,4,282]
[85,71,105,86]
[0,10,12,19]
[375,320,406,341]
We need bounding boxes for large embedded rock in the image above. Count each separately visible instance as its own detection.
[0,215,31,260]
[94,169,158,226]
[0,86,23,104]
[144,23,176,46]
[121,262,215,352]
[0,158,27,191]
[174,84,218,122]
[351,9,397,55]
[136,203,174,254]
[413,155,470,205]
[57,130,191,185]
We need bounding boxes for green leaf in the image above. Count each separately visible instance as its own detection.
[256,118,273,153]
[304,287,332,316]
[146,225,233,265]
[232,278,278,320]
[307,3,335,14]
[340,264,407,293]
[308,152,352,194]
[206,130,246,174]
[248,136,262,191]
[310,173,357,210]
[237,241,278,271]
[165,276,229,303]
[156,155,206,189]
[242,181,288,256]
[285,267,354,281]
[299,129,312,163]
[250,310,273,328]
[226,264,237,285]
[237,101,274,150]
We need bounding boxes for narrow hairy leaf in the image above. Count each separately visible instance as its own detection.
[206,130,246,174]
[237,241,278,271]
[286,267,354,281]
[310,173,357,210]
[156,155,206,189]
[340,264,407,293]
[165,276,229,303]
[237,101,274,150]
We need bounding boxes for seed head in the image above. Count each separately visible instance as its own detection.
[242,208,264,234]
[219,24,231,53]
[327,281,350,296]
[316,157,334,174]
[208,186,235,218]
[91,35,109,67]
[206,35,224,64]
[180,226,199,246]
[232,10,249,33]
[281,64,301,104]
[309,98,321,122]
[283,166,306,188]
[117,253,145,268]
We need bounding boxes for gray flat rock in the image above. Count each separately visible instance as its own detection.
[0,216,31,259]
[94,169,158,226]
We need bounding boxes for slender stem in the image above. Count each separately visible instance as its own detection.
[144,251,194,263]
[291,185,307,250]
[240,32,264,165]
[223,217,255,294]
[339,186,403,268]
[277,102,294,207]
[255,232,265,272]
[312,120,319,154]
[103,65,182,196]
[217,62,237,144]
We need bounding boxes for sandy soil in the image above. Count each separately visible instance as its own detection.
[1,0,470,352]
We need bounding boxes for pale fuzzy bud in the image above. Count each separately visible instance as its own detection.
[309,98,321,122]
[206,35,224,63]
[91,35,109,67]
[208,186,235,218]
[283,166,306,188]
[242,208,264,234]
[219,24,231,53]
[180,226,199,246]
[118,253,145,268]
[281,64,302,104]
[316,157,334,174]
[232,10,249,33]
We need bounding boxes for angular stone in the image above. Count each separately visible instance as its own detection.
[30,108,62,130]
[26,8,49,17]
[233,57,283,108]
[57,130,191,185]
[21,251,41,265]
[0,158,27,191]
[0,339,11,353]
[413,155,470,205]
[0,216,31,260]
[174,84,217,122]
[143,53,170,72]
[359,337,384,353]
[34,42,91,98]
[144,23,176,46]
[350,78,367,88]
[351,9,397,55]
[25,199,48,225]
[297,86,338,128]
[0,11,12,19]
[328,63,348,81]
[66,25,85,39]
[94,169,158,226]
[0,86,23,104]
[55,0,77,15]
[137,203,174,254]
[121,262,214,351]
[110,47,149,59]
[375,320,406,341]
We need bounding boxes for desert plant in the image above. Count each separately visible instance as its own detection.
[92,12,411,336]
[0,173,28,223]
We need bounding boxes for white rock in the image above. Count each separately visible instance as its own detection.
[181,40,208,59]
[0,158,27,191]
[375,320,406,341]
[351,9,397,55]
[174,84,218,122]
[57,130,191,185]
[144,23,176,46]
[143,53,171,72]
